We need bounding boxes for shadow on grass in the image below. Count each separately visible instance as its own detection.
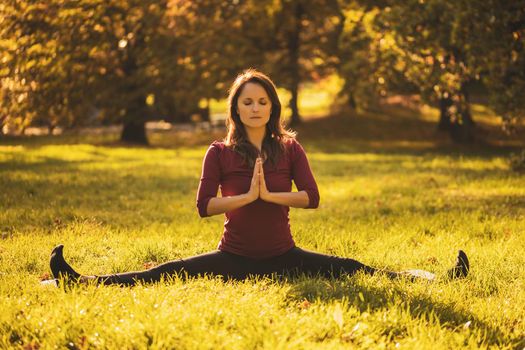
[0,156,199,231]
[311,156,515,177]
[2,106,523,154]
[0,132,121,148]
[295,107,524,156]
[281,275,523,348]
[0,127,225,150]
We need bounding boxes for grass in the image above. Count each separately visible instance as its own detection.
[0,104,524,349]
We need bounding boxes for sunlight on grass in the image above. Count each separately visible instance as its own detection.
[1,133,524,348]
[1,97,524,348]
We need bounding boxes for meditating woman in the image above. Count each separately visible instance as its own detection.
[49,69,469,286]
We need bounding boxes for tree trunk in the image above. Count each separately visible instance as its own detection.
[348,91,357,110]
[201,99,210,122]
[460,82,475,127]
[289,83,300,126]
[119,31,149,145]
[120,90,149,145]
[120,93,148,145]
[0,115,5,136]
[438,93,452,131]
[121,117,148,145]
[450,83,475,143]
[288,2,303,126]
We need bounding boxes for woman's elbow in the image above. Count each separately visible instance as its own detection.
[196,199,210,218]
[306,191,320,209]
[197,206,207,218]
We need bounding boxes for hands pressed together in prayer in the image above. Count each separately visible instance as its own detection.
[205,156,310,217]
[246,157,272,202]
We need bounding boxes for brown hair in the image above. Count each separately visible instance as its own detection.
[224,68,296,168]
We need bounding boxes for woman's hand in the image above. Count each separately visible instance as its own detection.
[257,157,311,208]
[246,158,261,202]
[259,158,272,202]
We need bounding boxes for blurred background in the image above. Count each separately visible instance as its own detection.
[0,0,524,151]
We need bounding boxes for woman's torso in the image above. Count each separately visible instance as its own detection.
[216,141,296,259]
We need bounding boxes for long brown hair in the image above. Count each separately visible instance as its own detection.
[224,68,296,168]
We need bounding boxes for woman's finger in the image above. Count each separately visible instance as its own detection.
[252,158,260,179]
[258,159,266,191]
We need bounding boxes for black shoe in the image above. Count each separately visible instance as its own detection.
[50,244,81,283]
[446,250,470,279]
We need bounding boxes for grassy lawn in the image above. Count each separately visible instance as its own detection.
[0,106,524,349]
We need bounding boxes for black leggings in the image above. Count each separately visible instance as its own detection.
[94,246,390,286]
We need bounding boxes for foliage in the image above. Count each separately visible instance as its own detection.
[1,1,524,143]
[0,0,242,143]
[335,0,525,142]
[263,0,343,124]
[453,0,525,129]
[0,1,83,134]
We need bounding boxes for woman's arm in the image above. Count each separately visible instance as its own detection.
[203,158,262,217]
[258,161,310,207]
[259,140,319,208]
[289,140,320,208]
[261,190,310,208]
[206,193,254,216]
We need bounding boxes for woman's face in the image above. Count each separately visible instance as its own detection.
[236,82,272,129]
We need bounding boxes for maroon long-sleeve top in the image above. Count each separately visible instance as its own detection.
[196,138,320,259]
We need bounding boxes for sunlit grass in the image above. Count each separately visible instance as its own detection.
[1,105,524,348]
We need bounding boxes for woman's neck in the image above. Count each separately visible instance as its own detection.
[245,126,266,152]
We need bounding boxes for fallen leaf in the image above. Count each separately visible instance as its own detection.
[299,299,311,309]
[39,272,50,281]
[333,303,344,329]
[143,261,158,269]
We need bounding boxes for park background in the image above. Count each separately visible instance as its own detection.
[1,0,524,349]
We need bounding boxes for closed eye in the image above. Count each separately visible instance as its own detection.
[242,99,268,105]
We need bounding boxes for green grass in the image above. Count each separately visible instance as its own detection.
[1,106,524,349]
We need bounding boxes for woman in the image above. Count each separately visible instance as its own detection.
[49,69,469,286]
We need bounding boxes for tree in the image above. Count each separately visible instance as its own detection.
[168,0,345,126]
[266,0,343,125]
[454,0,525,132]
[56,0,177,144]
[0,2,87,135]
[0,0,218,144]
[164,0,269,122]
[374,0,477,142]
[336,0,524,143]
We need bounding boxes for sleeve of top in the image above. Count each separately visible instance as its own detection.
[291,140,320,209]
[196,142,222,218]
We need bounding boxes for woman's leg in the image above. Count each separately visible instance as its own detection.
[93,250,255,285]
[260,247,468,281]
[258,247,386,279]
[50,245,256,286]
[50,244,469,285]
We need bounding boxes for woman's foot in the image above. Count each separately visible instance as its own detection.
[396,250,469,282]
[446,250,470,279]
[50,244,81,283]
[400,269,436,281]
